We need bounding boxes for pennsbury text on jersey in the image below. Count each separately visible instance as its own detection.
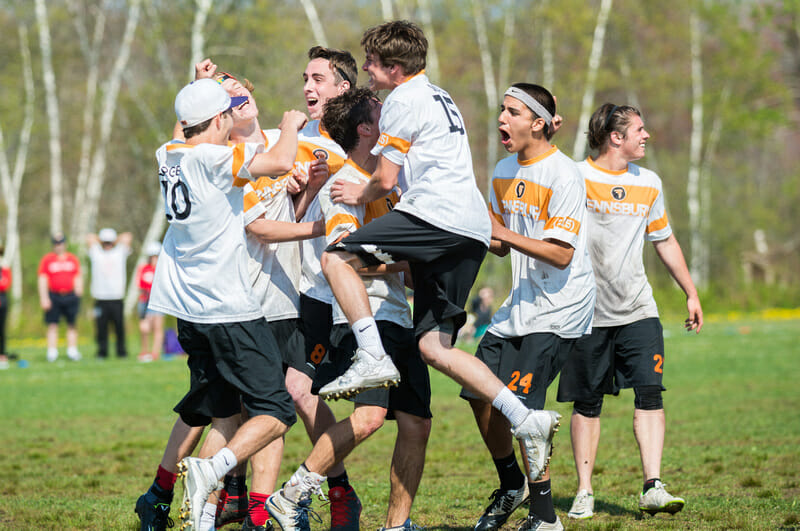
[586,198,650,217]
[501,198,542,219]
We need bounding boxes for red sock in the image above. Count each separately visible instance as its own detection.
[248,492,270,526]
[156,465,177,491]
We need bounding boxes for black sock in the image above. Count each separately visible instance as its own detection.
[327,471,350,490]
[493,452,525,491]
[529,479,556,524]
[643,478,660,493]
[224,474,247,497]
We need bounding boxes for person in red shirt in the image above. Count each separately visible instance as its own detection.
[0,242,11,369]
[136,242,164,362]
[37,233,83,362]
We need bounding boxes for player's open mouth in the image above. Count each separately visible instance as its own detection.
[499,129,511,144]
[307,98,318,107]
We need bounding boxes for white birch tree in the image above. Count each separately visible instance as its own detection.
[299,0,327,47]
[417,0,440,83]
[687,9,705,286]
[0,24,35,320]
[471,0,500,184]
[571,0,613,160]
[35,0,64,237]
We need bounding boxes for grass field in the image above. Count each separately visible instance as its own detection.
[1,316,799,530]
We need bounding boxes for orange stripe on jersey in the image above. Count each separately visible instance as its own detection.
[166,143,192,151]
[544,216,581,235]
[585,180,658,218]
[243,186,261,213]
[326,213,360,236]
[365,190,400,224]
[288,142,347,180]
[377,133,411,154]
[231,143,248,187]
[647,213,669,233]
[492,178,552,220]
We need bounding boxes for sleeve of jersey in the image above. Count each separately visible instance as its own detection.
[489,175,506,227]
[645,186,672,242]
[318,180,361,245]
[242,181,267,225]
[542,174,584,247]
[370,99,414,166]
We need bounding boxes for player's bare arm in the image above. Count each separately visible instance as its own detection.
[247,111,307,177]
[331,155,399,206]
[38,274,51,311]
[246,215,324,243]
[490,214,574,269]
[652,234,704,333]
[292,157,330,220]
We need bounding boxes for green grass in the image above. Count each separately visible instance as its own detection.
[1,317,799,530]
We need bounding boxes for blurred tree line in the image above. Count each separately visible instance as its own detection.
[0,0,798,335]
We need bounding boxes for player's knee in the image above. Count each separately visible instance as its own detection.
[417,330,451,368]
[351,405,387,436]
[573,398,603,418]
[634,385,663,410]
[400,415,432,442]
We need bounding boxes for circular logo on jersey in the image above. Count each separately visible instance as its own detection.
[312,148,329,160]
[611,186,627,201]
[515,181,526,198]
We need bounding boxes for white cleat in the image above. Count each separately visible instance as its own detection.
[318,348,400,400]
[639,480,685,515]
[511,410,561,482]
[176,457,223,530]
[267,489,319,531]
[567,489,594,519]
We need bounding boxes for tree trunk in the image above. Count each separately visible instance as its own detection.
[417,0,440,83]
[572,0,613,160]
[381,0,393,21]
[299,0,327,47]
[687,9,705,287]
[35,0,64,237]
[0,25,35,325]
[471,0,499,190]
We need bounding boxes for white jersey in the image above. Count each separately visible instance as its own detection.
[88,243,130,300]
[488,147,595,339]
[372,72,491,247]
[580,157,672,326]
[318,160,413,328]
[149,140,265,324]
[296,120,347,303]
[243,129,301,321]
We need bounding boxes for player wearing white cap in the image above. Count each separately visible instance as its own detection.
[461,83,595,531]
[146,78,307,531]
[557,103,702,520]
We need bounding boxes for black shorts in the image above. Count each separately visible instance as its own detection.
[312,322,432,420]
[44,292,80,325]
[267,317,305,373]
[460,332,576,409]
[294,294,334,378]
[557,317,666,404]
[173,318,296,428]
[326,211,486,343]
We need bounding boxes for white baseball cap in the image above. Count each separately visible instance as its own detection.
[98,228,117,243]
[174,79,248,129]
[144,241,162,256]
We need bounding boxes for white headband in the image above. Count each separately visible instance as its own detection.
[504,87,553,125]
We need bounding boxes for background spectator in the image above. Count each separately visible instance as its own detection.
[470,286,495,339]
[136,241,164,362]
[0,242,10,369]
[38,233,83,362]
[87,228,132,359]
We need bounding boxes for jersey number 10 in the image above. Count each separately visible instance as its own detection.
[160,179,192,221]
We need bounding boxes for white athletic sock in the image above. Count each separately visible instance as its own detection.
[283,464,326,503]
[199,501,217,530]
[210,447,238,478]
[492,387,530,428]
[352,317,387,359]
[47,348,58,360]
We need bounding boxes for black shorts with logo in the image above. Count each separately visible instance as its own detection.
[326,210,486,344]
[312,321,432,420]
[557,317,666,404]
[174,318,296,428]
[292,294,334,378]
[460,331,576,409]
